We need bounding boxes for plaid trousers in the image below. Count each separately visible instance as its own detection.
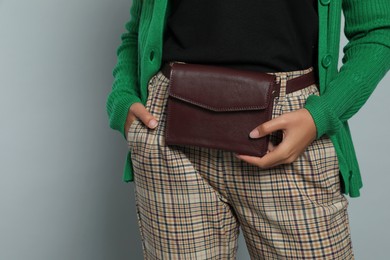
[127,66,354,260]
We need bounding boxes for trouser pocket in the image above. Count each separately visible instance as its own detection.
[127,72,160,151]
[280,83,346,205]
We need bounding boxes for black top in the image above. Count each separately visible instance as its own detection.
[162,0,318,73]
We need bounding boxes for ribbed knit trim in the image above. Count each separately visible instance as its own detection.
[304,95,341,139]
[123,151,134,182]
[349,171,362,198]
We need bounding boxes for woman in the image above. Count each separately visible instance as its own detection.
[106,0,389,259]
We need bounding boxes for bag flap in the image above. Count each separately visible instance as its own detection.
[168,63,276,112]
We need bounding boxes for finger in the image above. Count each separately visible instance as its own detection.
[127,110,137,122]
[124,109,138,135]
[237,141,288,168]
[250,115,287,139]
[130,102,158,129]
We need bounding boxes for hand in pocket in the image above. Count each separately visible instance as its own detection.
[125,102,159,140]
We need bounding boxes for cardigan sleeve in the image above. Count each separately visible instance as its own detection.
[106,0,143,140]
[304,0,390,139]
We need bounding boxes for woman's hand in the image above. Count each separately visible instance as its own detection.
[125,102,158,140]
[234,108,317,168]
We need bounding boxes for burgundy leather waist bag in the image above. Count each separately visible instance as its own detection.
[162,62,316,157]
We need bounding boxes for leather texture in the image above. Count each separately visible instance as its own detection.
[162,62,318,97]
[163,62,316,157]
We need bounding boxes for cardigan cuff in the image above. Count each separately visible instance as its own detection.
[304,94,343,139]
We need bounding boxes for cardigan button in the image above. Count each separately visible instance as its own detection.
[320,0,331,5]
[321,54,332,68]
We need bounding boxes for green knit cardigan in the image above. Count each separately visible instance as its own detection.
[106,0,390,198]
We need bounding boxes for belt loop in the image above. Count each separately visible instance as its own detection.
[278,73,288,100]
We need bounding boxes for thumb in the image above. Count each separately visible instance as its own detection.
[249,117,285,138]
[131,103,158,129]
[140,110,158,129]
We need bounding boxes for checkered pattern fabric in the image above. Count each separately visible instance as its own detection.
[127,66,354,260]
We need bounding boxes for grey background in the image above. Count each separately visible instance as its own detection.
[0,0,388,259]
